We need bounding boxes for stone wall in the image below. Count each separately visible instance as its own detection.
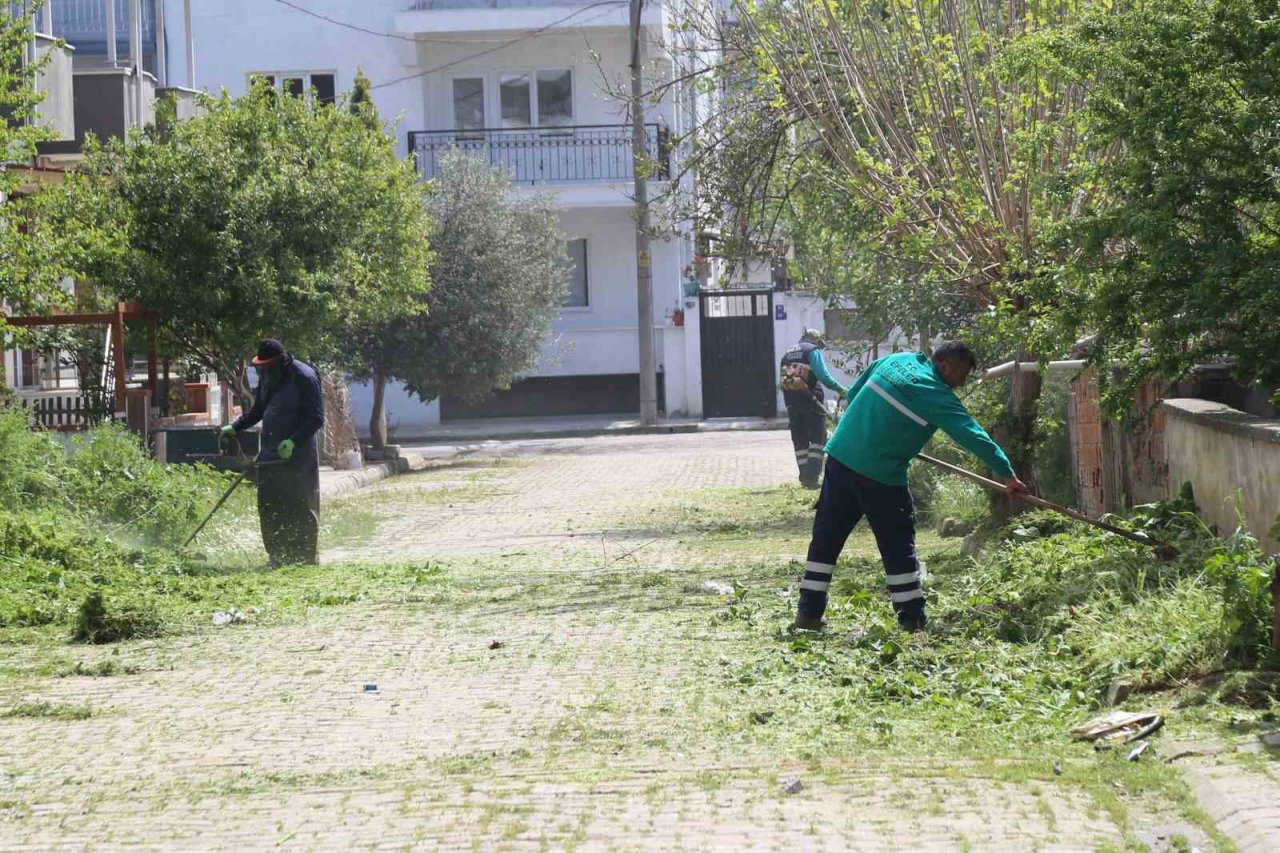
[1162,399,1280,554]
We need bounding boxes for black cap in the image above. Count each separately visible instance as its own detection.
[251,339,287,366]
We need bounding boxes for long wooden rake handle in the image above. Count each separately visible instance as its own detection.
[916,453,1174,553]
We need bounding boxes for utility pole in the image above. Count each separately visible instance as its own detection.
[128,0,143,129]
[630,0,658,426]
[105,0,117,66]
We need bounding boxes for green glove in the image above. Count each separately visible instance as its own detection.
[277,439,295,460]
[219,424,235,446]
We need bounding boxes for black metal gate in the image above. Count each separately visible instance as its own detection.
[700,289,777,418]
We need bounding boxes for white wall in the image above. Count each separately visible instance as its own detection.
[180,3,679,155]
[771,291,828,410]
[348,378,441,439]
[179,0,423,156]
[184,1,700,427]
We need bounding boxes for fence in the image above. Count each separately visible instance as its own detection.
[16,394,116,431]
[410,124,670,184]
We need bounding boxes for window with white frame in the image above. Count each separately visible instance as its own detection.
[564,239,588,308]
[452,69,574,130]
[452,77,485,133]
[250,71,337,105]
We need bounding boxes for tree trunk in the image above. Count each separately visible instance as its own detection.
[369,370,388,451]
[990,348,1042,521]
[320,373,360,469]
[229,364,254,418]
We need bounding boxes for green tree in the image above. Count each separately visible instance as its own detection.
[353,151,568,446]
[0,2,76,321]
[73,80,432,404]
[679,0,1102,489]
[1049,0,1280,406]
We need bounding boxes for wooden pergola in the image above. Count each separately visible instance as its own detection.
[4,301,158,407]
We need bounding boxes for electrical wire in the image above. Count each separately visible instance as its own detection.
[268,0,626,52]
[369,1,629,90]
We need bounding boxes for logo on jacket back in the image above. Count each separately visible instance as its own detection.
[780,345,815,392]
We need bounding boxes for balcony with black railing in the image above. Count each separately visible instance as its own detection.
[409,124,671,184]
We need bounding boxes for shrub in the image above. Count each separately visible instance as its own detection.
[0,410,240,547]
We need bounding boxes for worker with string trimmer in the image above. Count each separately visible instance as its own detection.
[792,341,1028,633]
[220,339,325,567]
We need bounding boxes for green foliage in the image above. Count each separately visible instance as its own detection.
[721,493,1275,741]
[370,150,568,404]
[72,589,163,644]
[67,80,432,399]
[2,701,93,721]
[0,501,450,642]
[928,476,988,533]
[0,2,82,318]
[0,409,239,548]
[1046,0,1280,405]
[0,409,66,507]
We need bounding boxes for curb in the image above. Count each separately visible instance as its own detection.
[319,452,430,500]
[390,418,789,445]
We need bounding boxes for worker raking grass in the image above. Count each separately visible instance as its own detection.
[793,341,1028,632]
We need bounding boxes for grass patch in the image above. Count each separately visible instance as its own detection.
[3,701,93,720]
[703,493,1276,763]
[623,485,818,537]
[0,509,456,644]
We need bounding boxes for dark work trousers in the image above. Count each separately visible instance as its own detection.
[797,456,926,628]
[255,449,320,567]
[786,398,828,486]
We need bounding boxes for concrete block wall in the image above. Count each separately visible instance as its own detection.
[1162,399,1280,555]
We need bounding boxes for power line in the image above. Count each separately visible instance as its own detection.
[370,1,628,90]
[269,0,426,43]
[268,0,625,49]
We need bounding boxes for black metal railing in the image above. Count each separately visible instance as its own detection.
[409,124,671,184]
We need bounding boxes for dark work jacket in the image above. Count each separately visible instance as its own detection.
[233,357,324,466]
[780,340,824,410]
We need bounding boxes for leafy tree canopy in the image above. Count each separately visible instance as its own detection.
[68,80,431,401]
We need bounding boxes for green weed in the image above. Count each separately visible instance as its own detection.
[3,701,93,720]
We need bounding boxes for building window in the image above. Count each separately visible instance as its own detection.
[565,239,588,308]
[250,72,337,105]
[452,77,485,133]
[500,73,532,128]
[482,69,573,129]
[537,69,573,127]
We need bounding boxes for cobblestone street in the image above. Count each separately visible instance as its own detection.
[0,432,1233,850]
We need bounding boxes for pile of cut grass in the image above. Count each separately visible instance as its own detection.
[711,494,1277,753]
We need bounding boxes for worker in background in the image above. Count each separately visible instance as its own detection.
[792,341,1028,632]
[221,339,324,567]
[779,329,848,488]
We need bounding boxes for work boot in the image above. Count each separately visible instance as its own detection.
[800,479,820,490]
[791,612,826,632]
[897,608,928,633]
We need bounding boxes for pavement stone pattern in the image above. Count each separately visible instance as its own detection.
[0,432,1192,850]
[326,433,804,564]
[1183,757,1280,853]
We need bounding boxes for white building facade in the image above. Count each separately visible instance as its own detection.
[172,0,695,435]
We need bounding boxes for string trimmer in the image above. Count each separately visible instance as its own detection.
[917,453,1179,560]
[180,435,287,550]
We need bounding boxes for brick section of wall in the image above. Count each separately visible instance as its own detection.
[1068,368,1106,516]
[1067,369,1168,515]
